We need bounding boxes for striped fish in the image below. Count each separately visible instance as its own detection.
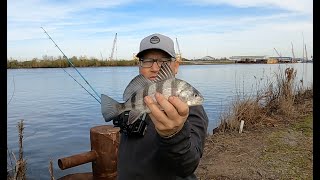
[101,63,204,124]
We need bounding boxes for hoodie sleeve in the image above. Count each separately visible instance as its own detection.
[157,105,209,177]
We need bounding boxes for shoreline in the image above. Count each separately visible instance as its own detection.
[196,111,313,179]
[195,92,313,179]
[8,59,312,69]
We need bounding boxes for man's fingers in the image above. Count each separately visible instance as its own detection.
[144,94,188,137]
[144,96,167,126]
[168,96,189,117]
[148,113,165,130]
[154,93,180,120]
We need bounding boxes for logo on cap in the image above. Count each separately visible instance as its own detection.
[150,36,160,44]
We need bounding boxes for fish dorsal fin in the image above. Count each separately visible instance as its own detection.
[123,74,152,101]
[153,62,175,82]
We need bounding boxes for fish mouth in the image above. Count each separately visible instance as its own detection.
[195,96,204,104]
[187,97,204,106]
[198,98,204,104]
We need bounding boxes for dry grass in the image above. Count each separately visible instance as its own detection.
[265,67,297,117]
[49,159,55,180]
[196,111,313,179]
[217,96,267,132]
[215,67,312,133]
[7,120,56,180]
[7,119,27,180]
[196,76,313,179]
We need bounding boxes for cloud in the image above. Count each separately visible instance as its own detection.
[7,0,312,60]
[8,0,137,41]
[178,21,313,59]
[184,0,313,15]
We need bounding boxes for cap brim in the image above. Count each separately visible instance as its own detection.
[136,48,175,58]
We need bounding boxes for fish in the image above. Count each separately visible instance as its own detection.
[101,63,204,124]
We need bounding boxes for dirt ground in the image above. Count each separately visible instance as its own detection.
[195,100,313,180]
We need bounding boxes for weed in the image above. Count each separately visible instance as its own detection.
[216,67,312,133]
[7,119,27,180]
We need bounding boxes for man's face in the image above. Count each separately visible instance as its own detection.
[139,49,179,81]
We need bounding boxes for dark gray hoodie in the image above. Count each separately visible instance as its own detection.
[117,105,209,180]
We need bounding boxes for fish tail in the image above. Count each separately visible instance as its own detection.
[101,94,125,122]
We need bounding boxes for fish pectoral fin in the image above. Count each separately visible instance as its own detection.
[128,110,144,124]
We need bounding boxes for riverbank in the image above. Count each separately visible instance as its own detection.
[7,59,236,69]
[8,58,311,69]
[196,108,312,179]
[196,109,312,179]
[195,67,313,179]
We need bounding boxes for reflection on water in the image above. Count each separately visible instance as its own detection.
[7,63,313,179]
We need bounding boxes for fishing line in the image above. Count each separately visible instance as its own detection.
[60,67,101,104]
[41,27,101,104]
[7,75,15,105]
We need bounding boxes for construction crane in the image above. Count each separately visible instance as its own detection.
[100,51,104,61]
[273,48,282,57]
[175,38,182,61]
[304,44,308,61]
[302,32,305,61]
[291,42,295,59]
[109,33,117,61]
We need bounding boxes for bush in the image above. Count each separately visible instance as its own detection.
[215,67,312,133]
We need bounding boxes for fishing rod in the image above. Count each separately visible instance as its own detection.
[41,27,101,104]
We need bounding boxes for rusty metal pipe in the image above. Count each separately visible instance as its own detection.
[58,150,98,170]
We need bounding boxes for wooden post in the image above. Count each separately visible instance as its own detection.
[239,120,244,133]
[57,125,120,180]
[90,125,120,180]
[58,151,98,170]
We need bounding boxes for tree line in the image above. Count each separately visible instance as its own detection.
[7,56,235,69]
[7,56,138,69]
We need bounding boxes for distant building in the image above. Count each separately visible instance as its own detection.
[200,56,215,60]
[229,56,268,63]
[269,57,292,63]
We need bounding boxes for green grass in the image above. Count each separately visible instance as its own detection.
[292,114,313,137]
[260,114,313,179]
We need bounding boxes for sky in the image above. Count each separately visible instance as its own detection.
[8,0,313,61]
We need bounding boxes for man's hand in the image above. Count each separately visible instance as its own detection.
[144,92,189,137]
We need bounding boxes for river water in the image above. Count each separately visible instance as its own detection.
[7,63,313,179]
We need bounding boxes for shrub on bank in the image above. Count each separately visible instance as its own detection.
[216,67,313,133]
[7,57,138,69]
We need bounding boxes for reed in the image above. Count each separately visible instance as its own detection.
[7,119,27,180]
[216,67,312,133]
[7,120,57,180]
[49,159,55,180]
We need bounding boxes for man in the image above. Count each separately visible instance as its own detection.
[116,33,208,180]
